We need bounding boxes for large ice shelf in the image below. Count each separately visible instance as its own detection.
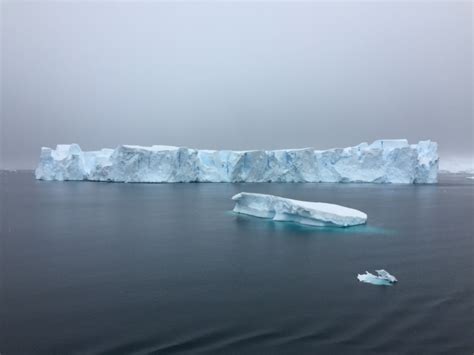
[35,139,438,184]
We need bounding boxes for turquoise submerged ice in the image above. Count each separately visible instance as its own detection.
[35,139,438,183]
[232,192,367,227]
[357,270,398,286]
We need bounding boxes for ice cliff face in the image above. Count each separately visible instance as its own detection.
[35,139,438,183]
[232,192,367,227]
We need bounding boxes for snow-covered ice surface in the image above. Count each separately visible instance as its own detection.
[35,139,438,183]
[232,192,367,227]
[357,270,398,286]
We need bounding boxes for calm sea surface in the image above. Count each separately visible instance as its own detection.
[1,171,473,354]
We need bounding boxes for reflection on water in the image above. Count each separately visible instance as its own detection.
[228,211,395,235]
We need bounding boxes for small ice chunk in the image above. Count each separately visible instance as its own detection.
[357,269,398,286]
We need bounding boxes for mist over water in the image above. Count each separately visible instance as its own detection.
[1,1,472,169]
[1,2,473,353]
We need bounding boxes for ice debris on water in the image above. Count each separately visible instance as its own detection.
[357,269,398,286]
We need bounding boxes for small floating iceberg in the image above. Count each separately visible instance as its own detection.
[231,192,367,227]
[357,269,398,286]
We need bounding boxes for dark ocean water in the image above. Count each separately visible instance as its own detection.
[1,171,473,355]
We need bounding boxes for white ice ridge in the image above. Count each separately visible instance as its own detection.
[439,156,474,174]
[232,192,367,227]
[357,270,398,286]
[35,139,438,183]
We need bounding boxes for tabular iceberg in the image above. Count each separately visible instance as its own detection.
[35,139,438,184]
[232,192,367,227]
[357,270,398,286]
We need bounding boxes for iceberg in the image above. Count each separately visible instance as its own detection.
[357,270,398,286]
[232,192,367,227]
[439,157,474,174]
[35,139,438,184]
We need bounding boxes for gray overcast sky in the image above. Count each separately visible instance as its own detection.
[1,1,472,169]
